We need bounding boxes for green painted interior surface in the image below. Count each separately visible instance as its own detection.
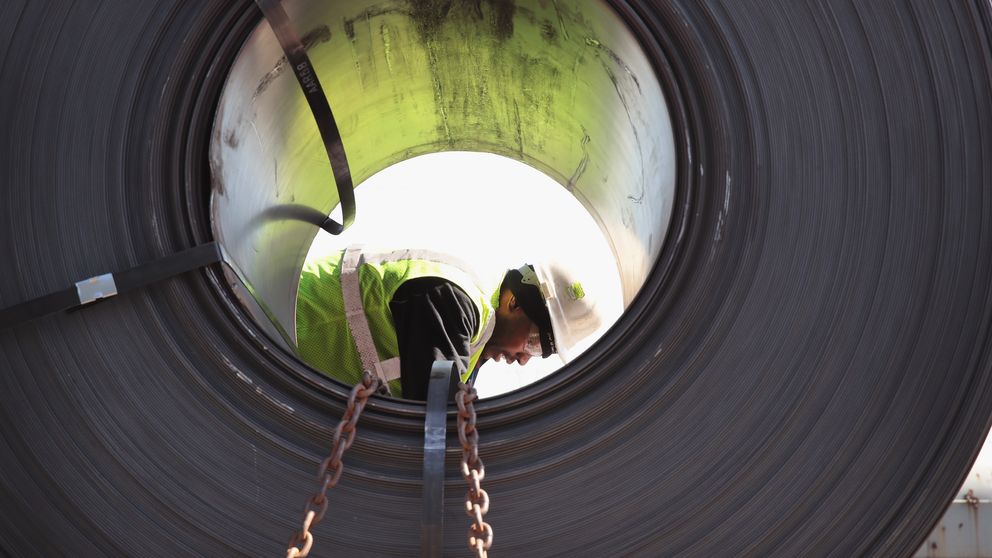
[211,0,675,343]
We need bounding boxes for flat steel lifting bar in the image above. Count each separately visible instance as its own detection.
[422,361,457,557]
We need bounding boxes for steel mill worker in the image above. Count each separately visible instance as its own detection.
[295,245,605,400]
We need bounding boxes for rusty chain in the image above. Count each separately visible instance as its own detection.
[286,372,381,558]
[457,382,493,558]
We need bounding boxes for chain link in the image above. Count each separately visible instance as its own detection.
[286,372,381,558]
[457,382,493,558]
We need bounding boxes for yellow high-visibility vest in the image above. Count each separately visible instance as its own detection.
[296,246,496,397]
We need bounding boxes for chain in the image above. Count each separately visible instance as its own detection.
[456,382,493,558]
[286,372,381,558]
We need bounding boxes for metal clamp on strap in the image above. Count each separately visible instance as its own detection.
[75,274,118,305]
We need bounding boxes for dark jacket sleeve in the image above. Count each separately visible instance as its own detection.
[390,277,479,400]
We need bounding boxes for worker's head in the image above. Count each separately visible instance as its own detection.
[482,266,554,366]
[483,261,610,366]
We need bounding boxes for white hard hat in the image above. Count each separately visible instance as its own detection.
[518,261,612,362]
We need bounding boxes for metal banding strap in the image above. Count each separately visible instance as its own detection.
[422,360,456,558]
[1,3,354,328]
[339,246,401,389]
[0,242,223,330]
[254,0,356,235]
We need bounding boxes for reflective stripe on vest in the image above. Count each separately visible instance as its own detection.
[340,246,401,390]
